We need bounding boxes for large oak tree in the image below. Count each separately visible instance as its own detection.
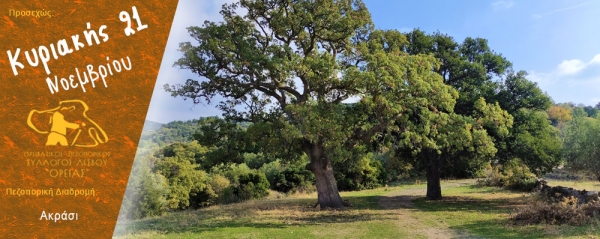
[400,30,560,198]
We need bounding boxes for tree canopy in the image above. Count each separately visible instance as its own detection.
[396,29,559,197]
[563,115,600,181]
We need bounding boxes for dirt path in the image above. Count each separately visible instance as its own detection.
[378,182,478,239]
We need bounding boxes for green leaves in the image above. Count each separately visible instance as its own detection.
[494,71,552,114]
[155,153,207,210]
[563,116,600,180]
[396,97,512,160]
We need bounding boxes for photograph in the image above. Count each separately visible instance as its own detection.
[112,0,600,238]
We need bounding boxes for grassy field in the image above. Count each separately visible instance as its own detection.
[113,179,600,239]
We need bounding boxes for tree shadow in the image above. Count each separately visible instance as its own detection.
[459,185,512,194]
[412,195,525,213]
[376,195,420,209]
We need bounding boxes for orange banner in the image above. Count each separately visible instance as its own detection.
[0,1,179,238]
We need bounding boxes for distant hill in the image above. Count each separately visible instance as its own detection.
[138,119,208,148]
[137,117,253,149]
[142,120,164,133]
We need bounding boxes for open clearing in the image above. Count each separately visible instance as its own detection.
[113,179,600,239]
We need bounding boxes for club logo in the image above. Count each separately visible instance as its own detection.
[27,100,108,147]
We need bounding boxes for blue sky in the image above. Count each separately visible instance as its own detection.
[145,0,600,123]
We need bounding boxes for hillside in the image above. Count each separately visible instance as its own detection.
[141,120,164,133]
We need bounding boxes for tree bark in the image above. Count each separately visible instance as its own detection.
[303,141,344,209]
[424,149,442,200]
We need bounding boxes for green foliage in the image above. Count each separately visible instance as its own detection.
[211,163,253,185]
[135,168,170,218]
[141,120,164,133]
[334,153,386,191]
[197,174,232,206]
[258,160,283,185]
[243,152,276,169]
[155,154,207,210]
[399,29,518,194]
[379,152,419,181]
[120,154,169,219]
[193,117,251,168]
[494,71,551,114]
[508,109,562,175]
[441,155,488,179]
[271,166,315,194]
[477,159,538,192]
[572,107,588,118]
[563,116,600,181]
[393,96,513,199]
[139,119,210,147]
[147,0,564,207]
[488,72,561,176]
[403,29,512,115]
[156,141,210,166]
[234,172,270,201]
[209,163,272,202]
[583,106,599,118]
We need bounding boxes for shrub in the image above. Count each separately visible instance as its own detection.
[136,170,170,218]
[244,153,275,169]
[196,174,232,207]
[271,167,315,194]
[381,154,417,181]
[259,160,283,185]
[477,159,538,192]
[155,156,207,210]
[211,163,253,185]
[119,152,170,219]
[122,165,170,219]
[335,153,387,191]
[234,172,270,201]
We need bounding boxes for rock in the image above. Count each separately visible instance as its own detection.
[585,191,599,202]
[537,178,547,184]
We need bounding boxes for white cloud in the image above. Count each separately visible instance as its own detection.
[492,1,514,11]
[556,59,586,75]
[531,1,591,19]
[591,54,600,64]
[528,54,600,105]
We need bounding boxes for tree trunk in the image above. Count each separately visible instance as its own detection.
[303,141,344,209]
[424,150,442,200]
